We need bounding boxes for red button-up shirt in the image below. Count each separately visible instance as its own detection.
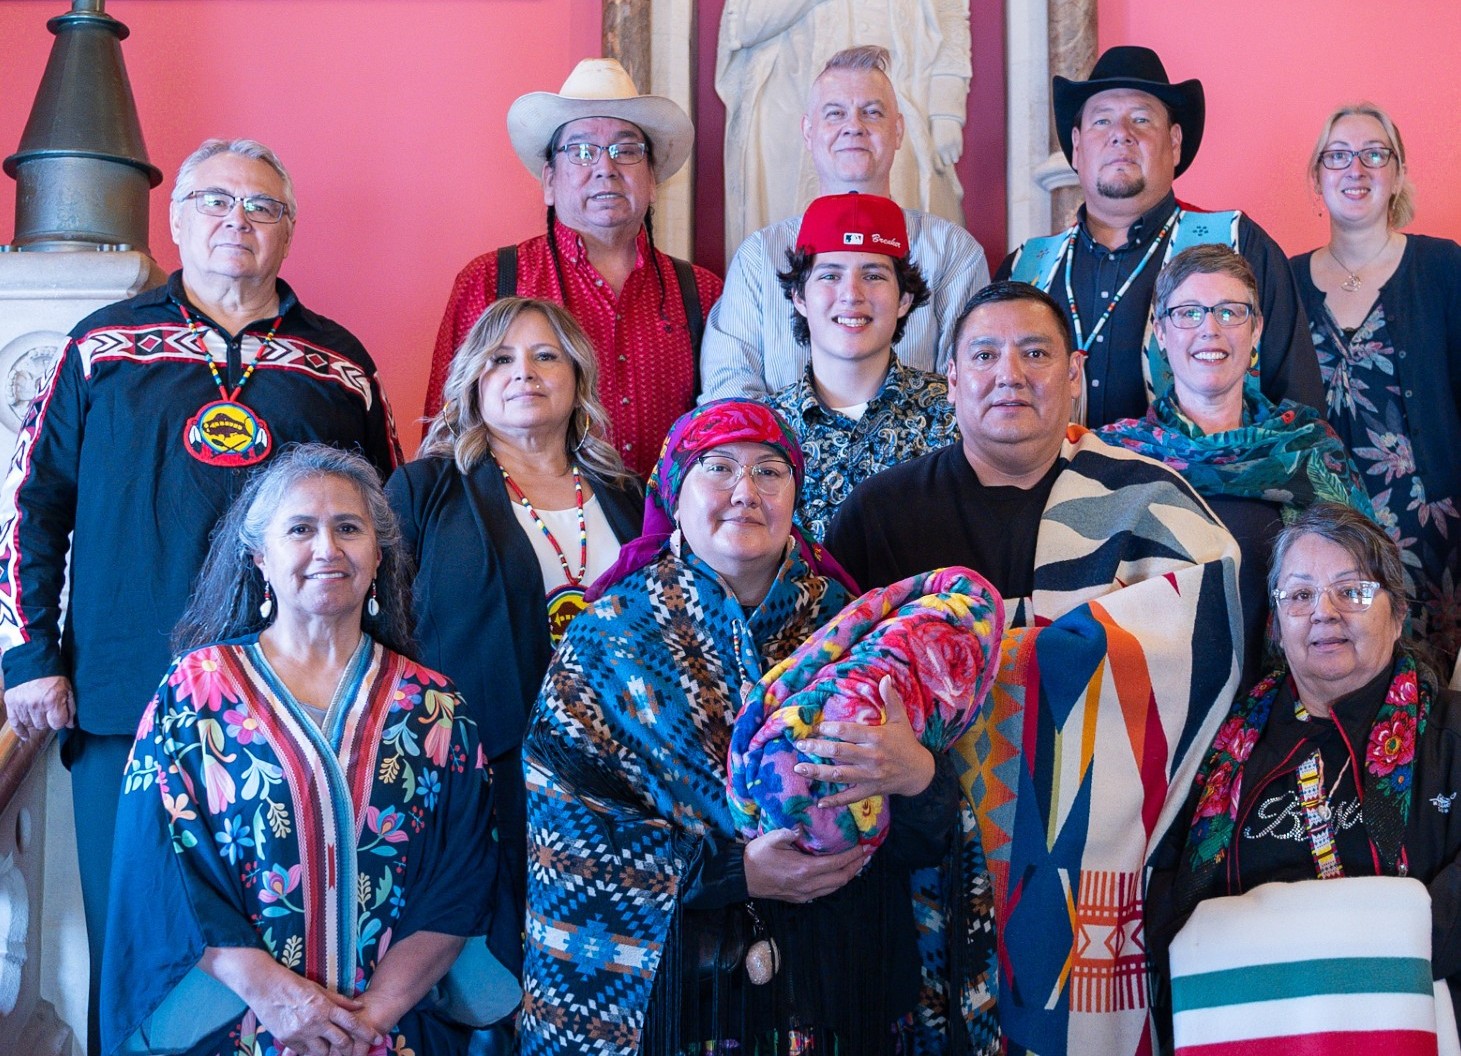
[426,223,722,477]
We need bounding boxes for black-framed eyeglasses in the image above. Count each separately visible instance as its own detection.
[555,141,649,167]
[1271,579,1382,617]
[1318,147,1397,170]
[692,453,795,496]
[1162,301,1255,329]
[179,190,290,223]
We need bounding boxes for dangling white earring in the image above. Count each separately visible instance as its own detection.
[366,580,380,617]
[259,581,274,620]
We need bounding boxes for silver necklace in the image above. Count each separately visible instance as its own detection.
[1328,234,1392,293]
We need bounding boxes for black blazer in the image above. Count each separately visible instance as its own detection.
[386,455,643,759]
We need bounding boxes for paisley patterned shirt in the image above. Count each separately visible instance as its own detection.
[764,358,959,541]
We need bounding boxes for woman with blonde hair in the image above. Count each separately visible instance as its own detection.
[386,296,642,973]
[1291,103,1461,668]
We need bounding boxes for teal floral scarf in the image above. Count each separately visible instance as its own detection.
[1177,652,1431,913]
[1098,392,1374,520]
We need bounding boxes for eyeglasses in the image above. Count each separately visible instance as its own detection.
[554,141,649,166]
[692,453,795,497]
[179,190,290,223]
[1318,147,1397,170]
[1271,579,1382,617]
[1162,301,1255,329]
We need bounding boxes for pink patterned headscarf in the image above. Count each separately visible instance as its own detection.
[586,399,857,600]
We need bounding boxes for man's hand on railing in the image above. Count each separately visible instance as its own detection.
[4,675,75,741]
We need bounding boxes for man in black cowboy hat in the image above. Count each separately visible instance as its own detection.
[997,45,1321,428]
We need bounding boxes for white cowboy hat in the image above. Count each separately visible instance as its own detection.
[506,58,695,183]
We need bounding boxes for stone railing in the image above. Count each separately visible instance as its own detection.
[0,709,80,1055]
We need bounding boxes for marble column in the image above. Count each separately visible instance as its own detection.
[602,0,695,261]
[1047,0,1096,230]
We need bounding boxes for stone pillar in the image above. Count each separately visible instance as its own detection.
[1047,0,1096,230]
[603,0,695,261]
[603,0,653,93]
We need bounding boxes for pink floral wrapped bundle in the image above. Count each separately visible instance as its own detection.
[727,566,1004,853]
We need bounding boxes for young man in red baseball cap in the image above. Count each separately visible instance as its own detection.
[765,191,956,539]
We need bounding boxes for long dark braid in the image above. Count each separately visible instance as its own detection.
[641,204,671,327]
[545,204,569,303]
[543,123,571,303]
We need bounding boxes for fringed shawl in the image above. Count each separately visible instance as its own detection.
[1097,391,1375,520]
[518,542,848,1055]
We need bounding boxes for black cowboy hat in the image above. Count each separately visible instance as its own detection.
[1053,46,1205,178]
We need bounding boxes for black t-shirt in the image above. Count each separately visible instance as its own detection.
[1233,675,1388,888]
[1204,494,1284,687]
[824,443,1060,599]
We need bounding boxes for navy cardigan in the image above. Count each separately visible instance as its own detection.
[1292,233,1461,522]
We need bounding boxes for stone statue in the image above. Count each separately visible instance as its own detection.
[716,0,972,254]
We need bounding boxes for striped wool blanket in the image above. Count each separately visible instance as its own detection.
[1172,876,1452,1055]
[952,425,1244,1055]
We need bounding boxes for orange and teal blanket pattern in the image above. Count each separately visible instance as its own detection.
[954,426,1244,1056]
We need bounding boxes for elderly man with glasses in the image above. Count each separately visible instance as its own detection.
[0,136,400,1055]
[424,58,722,478]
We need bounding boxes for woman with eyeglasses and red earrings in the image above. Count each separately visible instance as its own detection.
[1148,502,1461,1041]
[1291,103,1461,673]
[1099,243,1372,686]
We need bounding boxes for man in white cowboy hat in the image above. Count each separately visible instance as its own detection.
[699,44,989,402]
[424,58,721,477]
[997,45,1322,429]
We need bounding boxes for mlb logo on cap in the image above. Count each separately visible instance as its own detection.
[796,192,908,258]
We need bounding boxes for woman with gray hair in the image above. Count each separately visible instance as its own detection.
[0,136,399,1055]
[1292,102,1461,670]
[101,445,510,1056]
[1099,243,1372,683]
[1149,502,1461,1039]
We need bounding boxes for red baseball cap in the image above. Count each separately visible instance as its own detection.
[794,192,908,259]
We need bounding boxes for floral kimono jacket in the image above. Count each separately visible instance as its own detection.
[100,635,505,1056]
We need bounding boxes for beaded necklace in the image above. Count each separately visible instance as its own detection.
[501,462,590,643]
[1062,209,1180,351]
[179,304,281,467]
[501,463,587,583]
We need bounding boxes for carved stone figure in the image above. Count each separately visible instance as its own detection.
[717,0,972,252]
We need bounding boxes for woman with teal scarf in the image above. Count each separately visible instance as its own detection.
[1099,244,1371,683]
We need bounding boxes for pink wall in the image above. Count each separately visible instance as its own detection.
[1098,0,1461,253]
[0,0,603,448]
[3,1,1458,452]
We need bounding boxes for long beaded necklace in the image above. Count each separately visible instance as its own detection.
[500,461,590,642]
[179,304,280,467]
[1062,209,1180,351]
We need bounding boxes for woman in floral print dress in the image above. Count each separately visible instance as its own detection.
[100,445,509,1056]
[1291,102,1461,668]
